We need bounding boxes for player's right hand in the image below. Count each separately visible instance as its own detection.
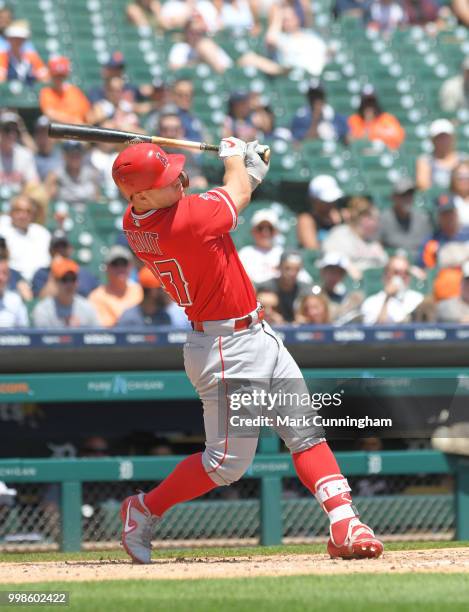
[245,140,270,191]
[218,137,247,160]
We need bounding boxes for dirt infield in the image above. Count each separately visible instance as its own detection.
[2,547,469,583]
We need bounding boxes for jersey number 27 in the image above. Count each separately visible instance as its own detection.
[150,259,192,307]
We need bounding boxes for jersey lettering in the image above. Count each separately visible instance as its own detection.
[124,230,163,255]
[150,258,192,306]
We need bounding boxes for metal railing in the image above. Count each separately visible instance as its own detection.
[1,448,468,551]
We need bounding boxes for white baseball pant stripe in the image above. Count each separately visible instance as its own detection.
[183,317,324,486]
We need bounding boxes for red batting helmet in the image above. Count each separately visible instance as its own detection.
[112,143,186,200]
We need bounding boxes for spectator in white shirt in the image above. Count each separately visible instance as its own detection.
[322,196,388,275]
[439,57,469,114]
[238,209,282,285]
[264,5,327,76]
[0,194,51,282]
[450,161,469,228]
[0,255,28,327]
[0,111,39,196]
[361,255,424,325]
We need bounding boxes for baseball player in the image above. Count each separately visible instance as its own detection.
[112,138,383,563]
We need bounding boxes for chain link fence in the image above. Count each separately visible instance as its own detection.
[283,475,454,541]
[0,484,60,549]
[83,479,259,545]
[0,474,454,550]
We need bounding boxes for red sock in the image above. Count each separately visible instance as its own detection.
[293,441,356,545]
[144,452,217,517]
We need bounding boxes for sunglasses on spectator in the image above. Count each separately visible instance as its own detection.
[12,206,34,215]
[1,125,19,134]
[109,257,129,267]
[390,269,410,277]
[254,223,275,233]
[59,273,78,284]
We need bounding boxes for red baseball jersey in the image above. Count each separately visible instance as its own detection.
[123,188,257,321]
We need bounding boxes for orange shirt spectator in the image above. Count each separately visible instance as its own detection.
[348,86,405,150]
[88,246,143,327]
[39,57,91,124]
[0,21,48,84]
[433,268,462,302]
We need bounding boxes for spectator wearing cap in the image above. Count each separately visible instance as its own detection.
[297,175,345,250]
[143,79,169,133]
[296,292,331,324]
[0,194,50,282]
[452,0,469,27]
[0,20,48,84]
[264,4,327,76]
[256,289,285,325]
[436,261,469,323]
[238,209,283,285]
[361,255,424,325]
[0,111,39,194]
[0,235,31,301]
[323,196,388,274]
[32,230,99,299]
[450,161,469,227]
[222,91,258,141]
[39,56,91,125]
[318,252,364,324]
[379,178,432,259]
[88,51,139,106]
[418,194,469,269]
[32,258,99,328]
[45,141,101,205]
[291,80,348,143]
[171,79,206,143]
[348,86,405,150]
[440,57,469,114]
[157,110,207,189]
[0,253,28,327]
[0,4,37,55]
[117,267,172,327]
[416,119,463,191]
[89,246,143,327]
[33,116,61,181]
[257,250,313,322]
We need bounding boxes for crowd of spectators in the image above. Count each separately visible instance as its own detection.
[0,2,468,329]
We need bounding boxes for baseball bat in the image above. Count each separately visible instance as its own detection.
[48,122,271,163]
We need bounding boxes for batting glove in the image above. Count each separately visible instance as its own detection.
[218,137,247,160]
[245,140,270,191]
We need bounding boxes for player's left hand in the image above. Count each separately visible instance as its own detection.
[218,137,247,160]
[245,140,270,191]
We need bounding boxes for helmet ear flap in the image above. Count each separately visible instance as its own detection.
[179,170,189,189]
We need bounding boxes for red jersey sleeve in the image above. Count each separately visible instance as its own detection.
[188,188,238,239]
